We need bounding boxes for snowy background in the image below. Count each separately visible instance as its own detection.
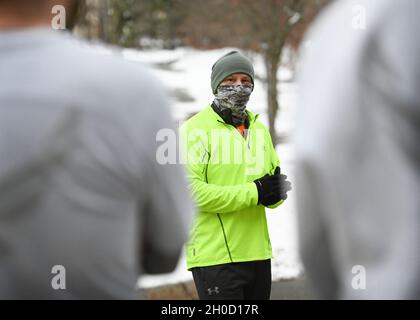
[94,45,303,289]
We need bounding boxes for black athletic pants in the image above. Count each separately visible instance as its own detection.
[191,260,272,300]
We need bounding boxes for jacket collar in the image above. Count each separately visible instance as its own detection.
[209,103,259,128]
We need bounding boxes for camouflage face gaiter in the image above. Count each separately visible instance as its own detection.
[214,84,254,125]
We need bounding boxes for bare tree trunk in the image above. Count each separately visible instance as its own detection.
[265,49,282,146]
[98,0,111,43]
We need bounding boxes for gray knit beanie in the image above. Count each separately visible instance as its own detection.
[211,51,255,94]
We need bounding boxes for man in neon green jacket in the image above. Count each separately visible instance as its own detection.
[181,51,292,300]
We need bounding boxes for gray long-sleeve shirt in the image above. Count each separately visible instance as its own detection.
[295,0,420,299]
[0,27,193,299]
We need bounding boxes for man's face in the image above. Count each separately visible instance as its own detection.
[220,73,253,87]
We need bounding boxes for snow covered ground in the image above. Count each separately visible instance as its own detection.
[93,45,304,288]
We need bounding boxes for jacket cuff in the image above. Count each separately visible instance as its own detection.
[247,182,260,206]
[267,200,285,210]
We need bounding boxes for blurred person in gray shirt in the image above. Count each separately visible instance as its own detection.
[295,0,420,299]
[0,0,193,299]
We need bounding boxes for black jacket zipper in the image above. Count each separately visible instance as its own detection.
[217,213,233,263]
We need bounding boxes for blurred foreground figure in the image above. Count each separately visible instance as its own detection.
[0,0,193,299]
[296,0,420,299]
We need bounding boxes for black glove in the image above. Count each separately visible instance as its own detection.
[254,167,292,206]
